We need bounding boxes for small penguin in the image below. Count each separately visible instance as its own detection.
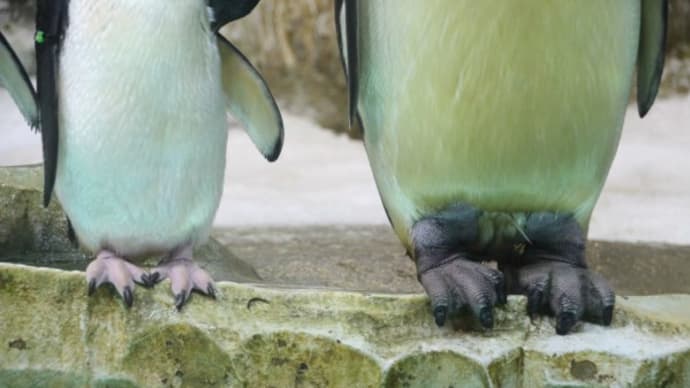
[0,0,283,309]
[336,0,667,334]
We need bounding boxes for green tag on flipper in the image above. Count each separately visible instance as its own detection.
[35,30,45,44]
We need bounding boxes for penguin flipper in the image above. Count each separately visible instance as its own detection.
[217,34,283,161]
[637,0,668,118]
[335,0,359,127]
[36,0,69,206]
[209,0,260,31]
[0,32,38,128]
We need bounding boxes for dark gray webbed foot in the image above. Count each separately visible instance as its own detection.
[516,261,615,335]
[420,256,506,328]
[412,204,505,329]
[146,245,216,310]
[86,250,149,307]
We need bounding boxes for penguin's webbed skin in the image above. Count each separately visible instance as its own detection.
[0,0,283,309]
[337,1,667,334]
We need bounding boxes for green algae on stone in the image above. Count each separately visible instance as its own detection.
[0,369,89,388]
[122,324,233,387]
[384,351,490,388]
[633,350,690,388]
[92,378,140,388]
[230,331,382,387]
[0,266,89,375]
[488,348,523,388]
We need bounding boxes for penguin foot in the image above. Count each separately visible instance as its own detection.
[418,255,506,329]
[147,249,216,311]
[85,250,149,308]
[514,261,615,335]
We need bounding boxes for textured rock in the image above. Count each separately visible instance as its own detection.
[215,226,690,296]
[2,166,690,386]
[0,264,689,387]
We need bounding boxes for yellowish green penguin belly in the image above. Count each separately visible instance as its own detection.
[357,1,641,250]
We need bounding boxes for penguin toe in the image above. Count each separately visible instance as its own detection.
[516,262,615,335]
[85,251,148,308]
[419,256,504,330]
[151,257,217,310]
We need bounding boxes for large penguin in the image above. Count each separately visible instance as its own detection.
[336,1,667,334]
[0,0,283,309]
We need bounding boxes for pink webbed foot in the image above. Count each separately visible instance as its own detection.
[146,246,217,310]
[86,250,149,307]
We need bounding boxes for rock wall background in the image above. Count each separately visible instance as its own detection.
[2,0,689,136]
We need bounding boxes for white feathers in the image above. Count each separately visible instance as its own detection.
[55,0,228,255]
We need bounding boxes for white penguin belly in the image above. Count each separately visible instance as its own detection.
[55,0,228,256]
[358,1,640,238]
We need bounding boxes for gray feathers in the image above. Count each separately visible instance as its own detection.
[0,33,38,129]
[218,34,284,161]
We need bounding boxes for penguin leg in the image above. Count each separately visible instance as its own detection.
[501,213,615,335]
[146,244,217,310]
[86,250,149,308]
[411,204,506,329]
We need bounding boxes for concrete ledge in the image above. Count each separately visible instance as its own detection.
[1,264,689,387]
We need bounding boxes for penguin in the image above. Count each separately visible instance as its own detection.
[336,0,667,334]
[0,0,283,309]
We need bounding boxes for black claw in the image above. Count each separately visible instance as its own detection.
[87,279,96,296]
[527,288,544,318]
[175,292,188,311]
[142,272,160,287]
[122,286,133,308]
[496,285,507,306]
[602,305,614,326]
[478,306,494,329]
[433,306,447,327]
[207,284,217,299]
[555,311,577,335]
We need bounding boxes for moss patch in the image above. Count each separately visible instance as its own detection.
[384,351,489,388]
[230,331,382,387]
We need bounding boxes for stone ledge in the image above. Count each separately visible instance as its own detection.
[1,264,688,387]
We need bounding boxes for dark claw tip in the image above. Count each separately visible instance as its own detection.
[602,305,614,326]
[527,288,544,316]
[556,311,577,335]
[87,279,96,296]
[207,284,217,299]
[433,306,447,327]
[479,307,494,329]
[497,289,507,305]
[143,272,160,287]
[123,287,133,308]
[175,292,187,311]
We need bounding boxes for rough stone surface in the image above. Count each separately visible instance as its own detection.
[1,264,689,387]
[2,166,690,386]
[216,226,690,296]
